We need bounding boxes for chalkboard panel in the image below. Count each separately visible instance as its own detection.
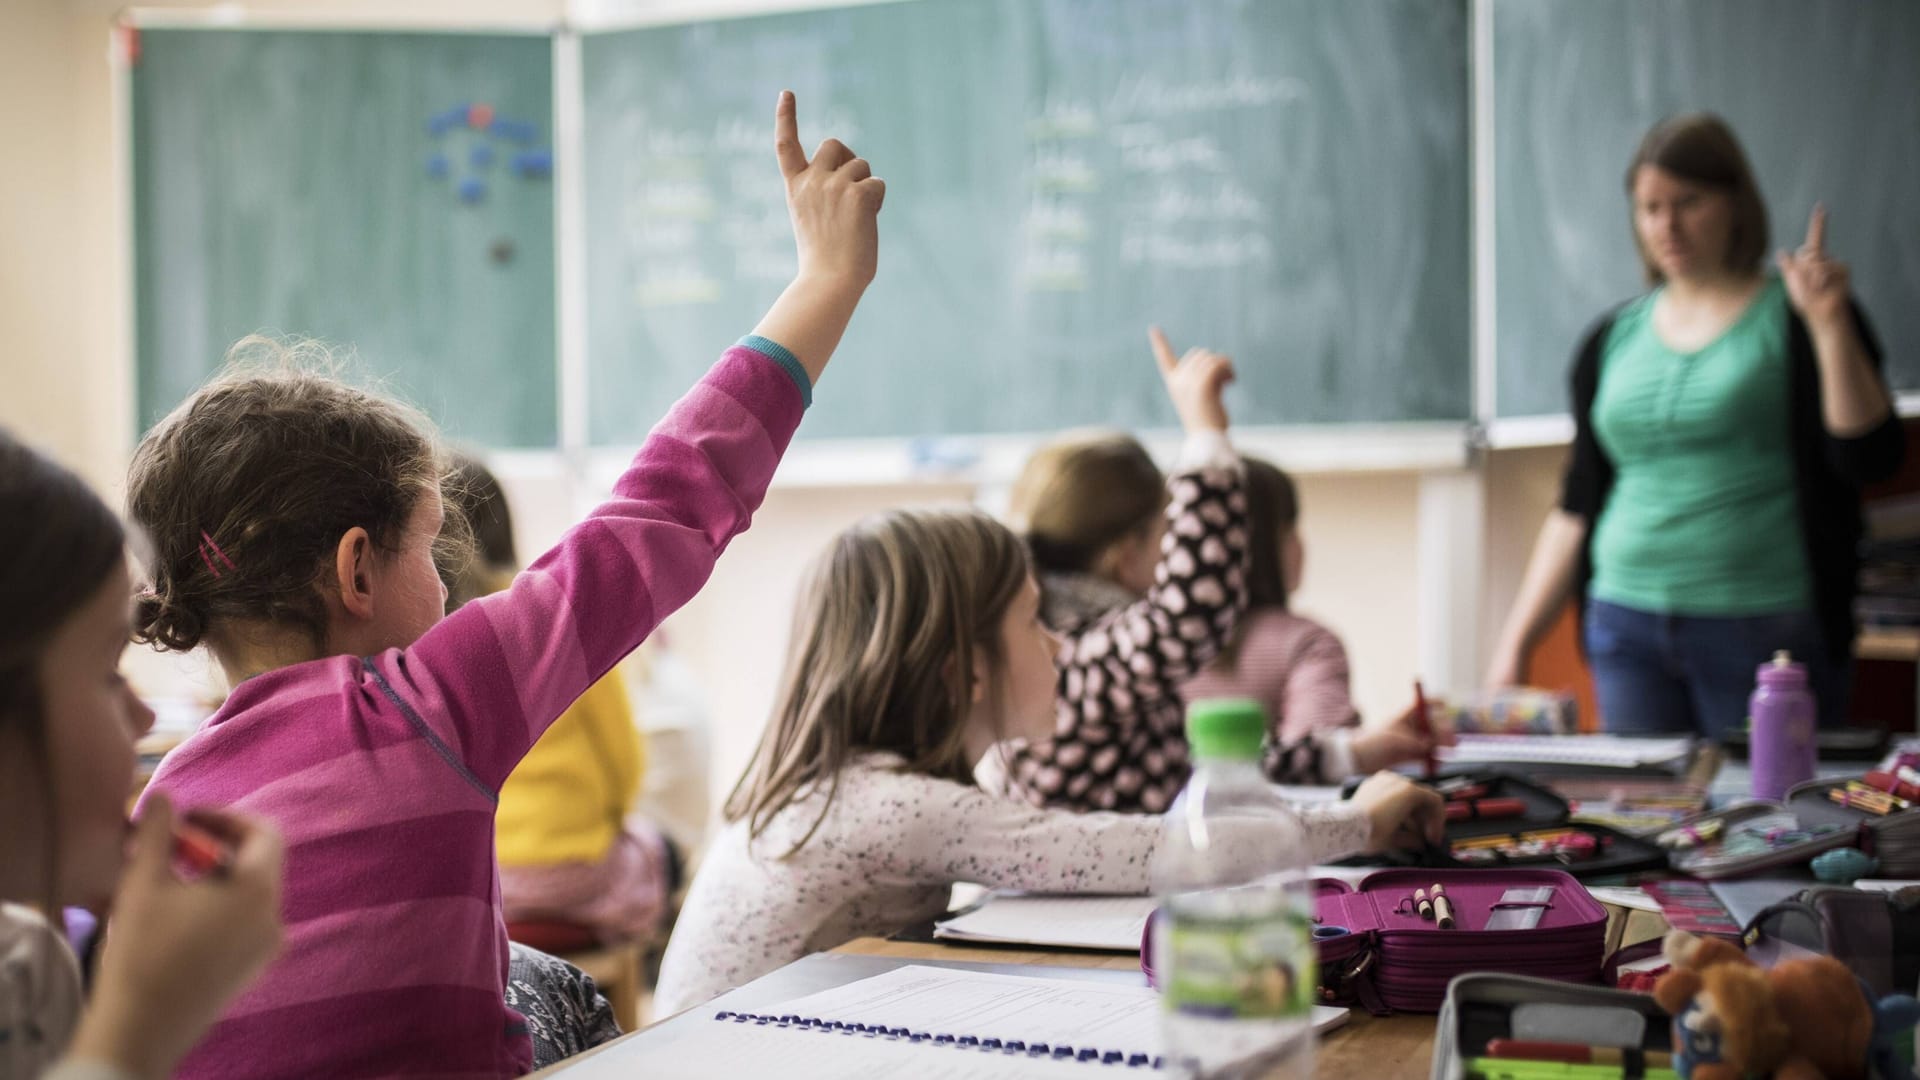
[133,29,558,446]
[1493,0,1920,419]
[583,0,1470,442]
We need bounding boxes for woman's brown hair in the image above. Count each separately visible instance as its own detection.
[724,509,1030,855]
[0,429,129,911]
[1626,112,1770,285]
[126,336,464,656]
[1008,431,1164,576]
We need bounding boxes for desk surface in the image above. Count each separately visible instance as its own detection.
[536,936,1438,1079]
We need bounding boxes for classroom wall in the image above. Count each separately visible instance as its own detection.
[0,0,104,484]
[0,0,1567,824]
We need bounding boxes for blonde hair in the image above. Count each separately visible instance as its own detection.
[1008,430,1164,576]
[724,509,1030,854]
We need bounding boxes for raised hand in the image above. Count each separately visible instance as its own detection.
[775,90,885,288]
[1149,326,1235,434]
[1777,204,1851,331]
[1350,700,1455,775]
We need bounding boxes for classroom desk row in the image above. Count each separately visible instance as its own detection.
[536,751,1879,1078]
[538,904,1674,1078]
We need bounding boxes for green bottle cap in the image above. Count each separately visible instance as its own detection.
[1185,698,1267,760]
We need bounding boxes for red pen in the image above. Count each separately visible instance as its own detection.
[1485,1040,1673,1068]
[1445,797,1528,822]
[1414,679,1436,777]
[173,822,234,878]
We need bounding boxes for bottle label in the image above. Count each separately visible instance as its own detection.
[1162,908,1316,1020]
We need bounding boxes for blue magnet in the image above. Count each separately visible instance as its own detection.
[425,152,450,179]
[512,148,553,178]
[428,105,466,135]
[494,118,537,144]
[457,176,486,204]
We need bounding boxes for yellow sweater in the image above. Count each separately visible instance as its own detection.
[496,666,645,868]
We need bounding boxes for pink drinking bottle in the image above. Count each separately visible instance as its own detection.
[1749,650,1816,800]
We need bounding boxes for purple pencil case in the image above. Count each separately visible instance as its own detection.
[1314,869,1607,1013]
[1144,868,1607,1015]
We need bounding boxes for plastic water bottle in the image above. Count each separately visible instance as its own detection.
[1153,699,1316,1079]
[1749,650,1816,801]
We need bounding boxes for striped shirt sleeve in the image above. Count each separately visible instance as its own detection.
[376,341,807,792]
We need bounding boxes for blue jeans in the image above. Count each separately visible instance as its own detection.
[1584,599,1849,741]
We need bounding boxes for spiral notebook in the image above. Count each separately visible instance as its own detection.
[693,964,1347,1072]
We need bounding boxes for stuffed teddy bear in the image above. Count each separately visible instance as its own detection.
[1652,929,1916,1080]
[1653,931,1792,1080]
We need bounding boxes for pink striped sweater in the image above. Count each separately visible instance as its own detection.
[136,345,804,1079]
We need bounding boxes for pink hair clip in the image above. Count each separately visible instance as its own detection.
[198,531,236,579]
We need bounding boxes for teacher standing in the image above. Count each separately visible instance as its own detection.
[1487,113,1904,739]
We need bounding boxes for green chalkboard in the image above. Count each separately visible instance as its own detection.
[582,0,1470,442]
[133,29,558,446]
[1494,0,1920,418]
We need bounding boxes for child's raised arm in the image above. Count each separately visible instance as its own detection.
[390,93,882,793]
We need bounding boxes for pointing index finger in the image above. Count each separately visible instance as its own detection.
[1148,326,1179,375]
[773,90,807,179]
[1804,203,1828,255]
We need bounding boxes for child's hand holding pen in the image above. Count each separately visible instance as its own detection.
[71,796,284,1080]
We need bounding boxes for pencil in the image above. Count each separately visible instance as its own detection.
[1414,679,1436,778]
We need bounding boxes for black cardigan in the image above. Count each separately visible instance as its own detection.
[1559,296,1906,666]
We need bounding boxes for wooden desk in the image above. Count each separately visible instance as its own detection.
[538,936,1438,1078]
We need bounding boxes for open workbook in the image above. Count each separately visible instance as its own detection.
[934,894,1160,950]
[560,965,1346,1078]
[932,874,1378,952]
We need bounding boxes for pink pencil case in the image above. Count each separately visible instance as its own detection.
[1144,868,1607,1015]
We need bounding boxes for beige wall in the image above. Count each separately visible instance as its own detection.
[1,0,101,482]
[1481,444,1572,662]
[0,0,1569,812]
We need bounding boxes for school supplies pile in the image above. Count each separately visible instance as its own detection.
[1433,974,1675,1080]
[1362,772,1668,879]
[1558,780,1709,835]
[1793,772,1920,876]
[1453,829,1612,868]
[1440,777,1530,824]
[1637,880,1741,939]
[1434,689,1579,735]
[1658,804,1856,880]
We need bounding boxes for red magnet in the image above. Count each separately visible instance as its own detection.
[468,103,495,131]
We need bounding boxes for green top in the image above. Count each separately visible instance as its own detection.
[1590,276,1811,616]
[1186,699,1268,761]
